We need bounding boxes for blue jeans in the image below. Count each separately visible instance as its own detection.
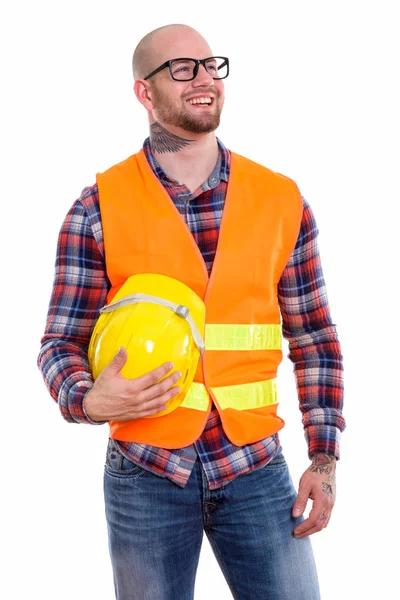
[104,440,320,599]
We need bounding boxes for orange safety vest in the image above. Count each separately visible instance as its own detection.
[96,148,303,448]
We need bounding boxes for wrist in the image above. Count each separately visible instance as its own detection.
[309,453,336,475]
[82,388,102,423]
[310,453,336,460]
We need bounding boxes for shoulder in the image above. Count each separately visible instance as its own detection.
[230,151,300,192]
[229,151,303,210]
[77,183,99,214]
[62,184,103,250]
[68,183,101,230]
[97,152,141,179]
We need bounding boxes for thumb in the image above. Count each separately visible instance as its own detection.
[106,346,128,375]
[292,486,310,518]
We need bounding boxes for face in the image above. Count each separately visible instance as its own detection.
[147,31,225,134]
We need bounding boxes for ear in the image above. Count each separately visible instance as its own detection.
[134,79,154,110]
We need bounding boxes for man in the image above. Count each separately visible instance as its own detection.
[38,23,345,600]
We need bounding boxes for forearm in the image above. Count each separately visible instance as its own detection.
[278,197,346,459]
[287,325,345,458]
[38,336,98,423]
[37,189,109,424]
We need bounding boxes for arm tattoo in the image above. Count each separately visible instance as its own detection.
[309,453,335,475]
[150,122,193,154]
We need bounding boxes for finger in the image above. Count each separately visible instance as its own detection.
[294,506,332,537]
[137,371,182,403]
[104,346,128,375]
[292,483,312,517]
[293,503,329,537]
[143,384,181,412]
[321,512,332,529]
[293,520,328,538]
[133,386,181,418]
[132,362,176,389]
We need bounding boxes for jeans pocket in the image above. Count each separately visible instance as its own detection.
[104,439,147,479]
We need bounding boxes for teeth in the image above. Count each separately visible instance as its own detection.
[187,97,212,105]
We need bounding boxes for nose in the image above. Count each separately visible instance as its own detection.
[193,63,214,87]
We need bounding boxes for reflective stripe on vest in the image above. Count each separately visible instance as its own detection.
[205,323,281,351]
[182,322,281,412]
[182,378,278,411]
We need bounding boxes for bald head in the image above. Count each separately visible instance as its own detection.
[132,24,212,80]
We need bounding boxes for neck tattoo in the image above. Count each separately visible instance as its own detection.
[150,122,193,154]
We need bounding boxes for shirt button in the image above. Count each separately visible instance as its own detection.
[210,178,217,184]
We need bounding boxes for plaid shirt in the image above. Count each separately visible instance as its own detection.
[38,137,346,490]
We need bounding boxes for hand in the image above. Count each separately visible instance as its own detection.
[84,346,181,422]
[292,453,336,538]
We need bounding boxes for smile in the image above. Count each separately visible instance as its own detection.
[186,97,213,105]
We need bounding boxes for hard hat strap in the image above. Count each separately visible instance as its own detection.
[100,293,205,354]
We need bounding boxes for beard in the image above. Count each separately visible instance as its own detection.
[151,84,223,134]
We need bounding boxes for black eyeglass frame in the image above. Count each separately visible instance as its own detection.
[143,56,229,81]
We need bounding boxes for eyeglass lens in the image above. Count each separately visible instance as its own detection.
[170,57,228,81]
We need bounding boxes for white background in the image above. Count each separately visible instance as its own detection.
[2,1,399,598]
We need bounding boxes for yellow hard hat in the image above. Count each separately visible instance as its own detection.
[88,273,206,418]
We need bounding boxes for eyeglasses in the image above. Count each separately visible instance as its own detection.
[144,56,229,82]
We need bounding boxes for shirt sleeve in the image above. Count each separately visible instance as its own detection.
[37,185,110,424]
[277,197,346,459]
